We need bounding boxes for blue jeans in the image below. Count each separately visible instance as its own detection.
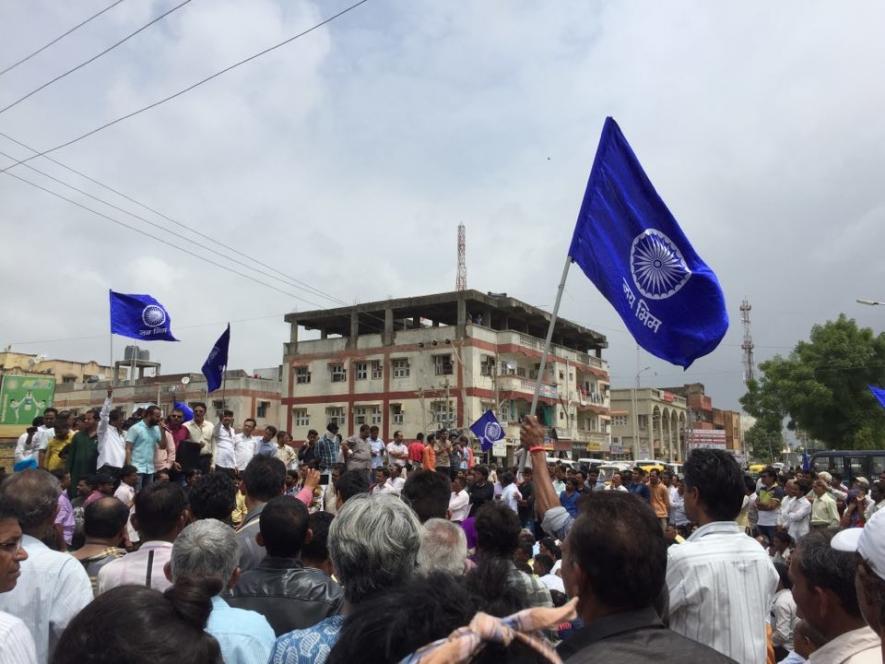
[136,472,154,492]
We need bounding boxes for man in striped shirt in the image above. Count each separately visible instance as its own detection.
[666,449,778,664]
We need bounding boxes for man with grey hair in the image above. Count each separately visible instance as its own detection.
[0,469,92,663]
[270,493,423,664]
[165,518,275,664]
[417,518,468,575]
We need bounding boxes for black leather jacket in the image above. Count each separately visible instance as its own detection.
[229,556,343,636]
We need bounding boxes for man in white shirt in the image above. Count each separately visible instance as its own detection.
[386,430,409,468]
[384,464,406,495]
[97,388,127,475]
[0,500,38,664]
[0,470,92,663]
[35,407,58,468]
[184,402,215,474]
[211,409,238,477]
[500,471,522,514]
[14,419,42,467]
[666,449,778,664]
[792,528,882,664]
[448,476,470,522]
[98,482,189,594]
[368,425,386,470]
[234,417,259,474]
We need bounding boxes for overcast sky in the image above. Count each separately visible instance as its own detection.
[1,0,884,411]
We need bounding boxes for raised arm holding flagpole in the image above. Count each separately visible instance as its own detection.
[525,117,728,468]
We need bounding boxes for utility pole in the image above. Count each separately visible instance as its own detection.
[740,299,755,385]
[456,224,467,291]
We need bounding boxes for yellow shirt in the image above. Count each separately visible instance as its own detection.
[232,490,247,527]
[45,432,74,471]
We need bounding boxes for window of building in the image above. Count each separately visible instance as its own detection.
[212,400,224,418]
[62,375,77,384]
[612,415,628,427]
[355,405,381,426]
[371,360,383,380]
[257,401,270,418]
[559,370,565,380]
[325,406,345,427]
[329,363,347,383]
[295,366,311,384]
[638,414,648,430]
[480,355,495,377]
[293,408,310,427]
[430,400,454,426]
[433,354,453,376]
[559,409,565,420]
[392,358,410,378]
[391,403,404,425]
[355,362,368,380]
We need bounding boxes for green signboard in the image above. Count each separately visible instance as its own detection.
[0,375,55,425]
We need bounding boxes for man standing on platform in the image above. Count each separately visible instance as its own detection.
[184,402,215,475]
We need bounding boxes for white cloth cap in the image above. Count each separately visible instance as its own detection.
[831,508,885,581]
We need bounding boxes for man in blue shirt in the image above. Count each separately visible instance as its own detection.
[626,468,651,503]
[124,405,165,490]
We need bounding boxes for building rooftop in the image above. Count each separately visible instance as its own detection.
[285,289,607,352]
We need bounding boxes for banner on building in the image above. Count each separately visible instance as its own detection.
[686,429,727,450]
[0,375,55,425]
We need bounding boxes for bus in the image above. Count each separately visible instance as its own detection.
[809,450,885,484]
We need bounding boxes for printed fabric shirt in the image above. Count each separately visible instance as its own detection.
[270,614,345,664]
[315,433,340,471]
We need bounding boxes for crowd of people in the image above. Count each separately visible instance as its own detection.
[0,399,884,664]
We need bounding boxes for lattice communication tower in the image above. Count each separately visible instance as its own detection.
[456,223,467,291]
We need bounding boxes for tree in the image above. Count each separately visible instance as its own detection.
[740,315,885,450]
[744,420,782,463]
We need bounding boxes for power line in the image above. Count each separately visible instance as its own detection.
[0,0,193,116]
[0,0,126,78]
[2,167,331,307]
[0,0,371,173]
[0,145,348,303]
[0,131,344,305]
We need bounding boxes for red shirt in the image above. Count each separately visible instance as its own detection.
[408,441,425,462]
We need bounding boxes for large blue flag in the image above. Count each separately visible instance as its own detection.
[868,385,885,410]
[568,118,728,368]
[202,324,230,393]
[470,410,504,452]
[109,290,178,341]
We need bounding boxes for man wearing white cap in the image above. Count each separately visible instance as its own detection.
[832,509,885,661]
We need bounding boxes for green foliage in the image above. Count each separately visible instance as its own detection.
[744,422,782,463]
[740,315,885,450]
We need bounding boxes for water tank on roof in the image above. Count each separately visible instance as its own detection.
[124,345,140,361]
[138,349,150,362]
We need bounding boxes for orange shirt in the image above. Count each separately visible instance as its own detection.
[649,483,669,519]
[422,444,436,471]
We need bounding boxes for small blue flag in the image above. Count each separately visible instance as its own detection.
[801,450,810,473]
[173,401,194,423]
[109,290,178,342]
[868,385,885,410]
[202,325,230,393]
[470,410,504,452]
[568,118,728,368]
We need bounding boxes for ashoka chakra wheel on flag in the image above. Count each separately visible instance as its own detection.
[630,229,691,300]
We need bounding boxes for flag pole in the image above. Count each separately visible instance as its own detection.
[523,255,572,469]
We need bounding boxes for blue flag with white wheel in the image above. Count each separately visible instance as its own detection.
[470,410,504,452]
[109,290,178,341]
[568,117,728,368]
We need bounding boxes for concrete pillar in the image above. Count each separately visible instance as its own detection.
[289,322,299,344]
[348,311,359,349]
[456,297,467,340]
[383,308,394,346]
[320,328,328,339]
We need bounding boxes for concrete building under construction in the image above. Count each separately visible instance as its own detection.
[282,290,612,460]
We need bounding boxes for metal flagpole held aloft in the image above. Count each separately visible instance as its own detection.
[522,255,572,470]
